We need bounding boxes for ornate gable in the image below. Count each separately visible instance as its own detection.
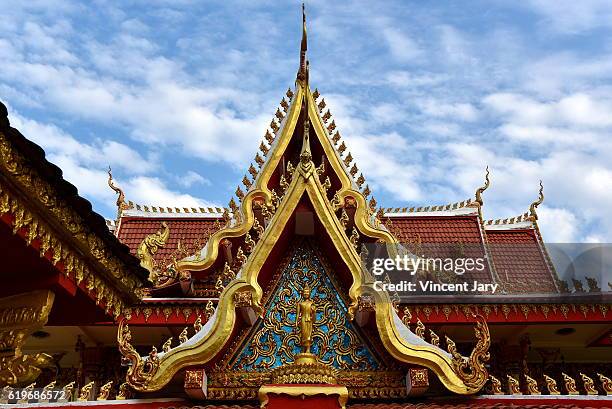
[117,8,490,396]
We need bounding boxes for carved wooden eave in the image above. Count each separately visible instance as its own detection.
[0,104,148,318]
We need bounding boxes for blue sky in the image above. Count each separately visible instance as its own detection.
[1,0,612,242]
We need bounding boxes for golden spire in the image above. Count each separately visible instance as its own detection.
[297,3,309,84]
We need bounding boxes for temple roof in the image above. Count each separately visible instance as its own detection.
[0,102,147,284]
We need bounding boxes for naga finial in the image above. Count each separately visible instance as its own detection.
[529,180,544,220]
[137,222,170,283]
[474,166,490,206]
[108,166,129,213]
[448,314,491,391]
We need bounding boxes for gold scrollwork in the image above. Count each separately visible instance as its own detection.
[117,320,159,390]
[446,314,490,390]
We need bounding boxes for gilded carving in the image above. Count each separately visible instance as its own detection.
[489,375,503,395]
[78,381,94,401]
[525,374,540,395]
[96,381,113,400]
[117,320,159,390]
[136,222,169,283]
[444,314,490,390]
[562,372,579,395]
[598,373,612,395]
[544,374,560,395]
[506,374,521,394]
[0,291,55,386]
[580,372,598,395]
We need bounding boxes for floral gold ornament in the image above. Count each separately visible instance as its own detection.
[205,301,215,320]
[162,337,173,353]
[179,327,189,344]
[281,97,290,112]
[78,381,95,401]
[489,375,503,395]
[0,290,55,386]
[62,381,76,400]
[429,330,440,347]
[415,319,425,339]
[236,186,245,201]
[194,315,203,332]
[97,381,113,400]
[332,131,341,145]
[562,373,579,395]
[596,373,612,395]
[544,374,560,395]
[339,208,349,229]
[242,176,252,190]
[270,119,279,133]
[116,383,130,400]
[580,372,598,395]
[259,141,269,156]
[506,375,521,394]
[525,374,540,395]
[343,152,353,167]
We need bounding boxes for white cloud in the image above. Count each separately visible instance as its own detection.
[7,111,213,216]
[381,27,422,62]
[526,0,612,33]
[123,176,215,208]
[538,206,579,243]
[177,170,210,188]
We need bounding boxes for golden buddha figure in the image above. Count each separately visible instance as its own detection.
[296,285,315,354]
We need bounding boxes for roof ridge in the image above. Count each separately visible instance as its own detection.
[311,88,374,201]
[384,198,475,214]
[484,212,532,226]
[123,201,225,215]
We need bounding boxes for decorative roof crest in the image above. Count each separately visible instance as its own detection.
[529,180,544,220]
[474,166,490,206]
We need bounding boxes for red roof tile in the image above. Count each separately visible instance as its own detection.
[387,216,484,244]
[487,229,557,293]
[116,217,222,268]
[386,216,491,281]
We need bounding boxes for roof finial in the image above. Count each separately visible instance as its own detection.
[529,180,544,220]
[297,3,309,84]
[474,166,490,206]
[107,166,126,210]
